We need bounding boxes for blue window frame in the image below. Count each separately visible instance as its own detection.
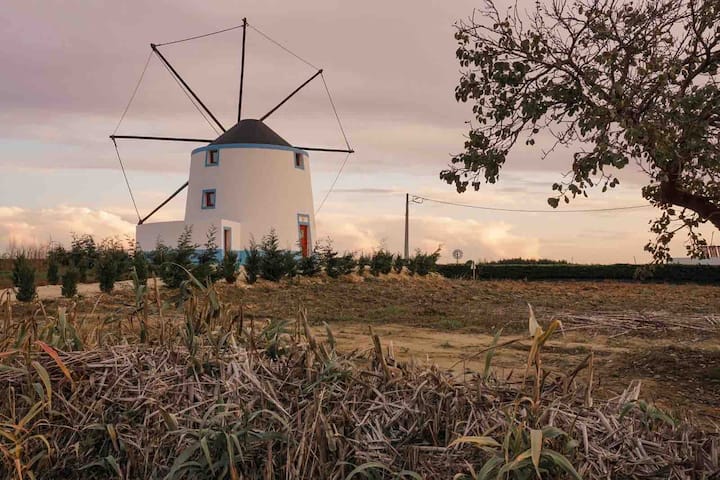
[294,152,305,170]
[202,189,216,209]
[205,149,219,167]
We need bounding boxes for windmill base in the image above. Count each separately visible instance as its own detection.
[136,219,242,255]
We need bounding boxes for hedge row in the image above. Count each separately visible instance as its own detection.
[436,263,720,284]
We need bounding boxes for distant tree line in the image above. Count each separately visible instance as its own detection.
[438,262,720,284]
[472,258,569,265]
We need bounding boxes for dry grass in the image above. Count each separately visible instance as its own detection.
[224,276,720,418]
[0,276,719,479]
[227,276,720,334]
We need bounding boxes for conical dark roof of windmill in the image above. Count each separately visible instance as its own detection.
[210,119,291,147]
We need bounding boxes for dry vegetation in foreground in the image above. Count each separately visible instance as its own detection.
[229,276,720,418]
[0,275,719,478]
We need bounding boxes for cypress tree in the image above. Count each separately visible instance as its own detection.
[96,251,118,293]
[133,247,149,285]
[194,226,221,285]
[61,268,79,298]
[47,258,60,285]
[222,250,239,284]
[259,229,285,282]
[162,226,196,289]
[243,241,261,284]
[12,254,36,302]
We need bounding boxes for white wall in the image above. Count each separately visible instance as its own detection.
[220,219,242,252]
[135,221,185,251]
[184,145,316,252]
[136,219,242,254]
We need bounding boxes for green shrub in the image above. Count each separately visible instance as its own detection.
[486,257,569,265]
[96,252,119,293]
[283,251,298,278]
[69,234,97,283]
[47,245,67,267]
[174,227,197,281]
[194,226,221,285]
[96,239,129,293]
[357,254,370,274]
[435,263,720,283]
[47,258,60,285]
[337,253,357,276]
[222,250,239,284]
[410,248,441,276]
[315,240,356,278]
[243,241,261,284]
[12,254,36,302]
[61,268,79,298]
[318,240,340,278]
[132,248,149,285]
[297,251,321,276]
[370,249,394,276]
[393,254,405,273]
[329,255,344,278]
[160,227,197,289]
[150,241,171,278]
[259,229,287,282]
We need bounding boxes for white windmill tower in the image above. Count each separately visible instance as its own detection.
[111,19,353,258]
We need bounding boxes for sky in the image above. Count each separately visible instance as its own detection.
[0,0,712,263]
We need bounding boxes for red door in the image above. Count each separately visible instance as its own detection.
[223,228,231,252]
[299,224,309,257]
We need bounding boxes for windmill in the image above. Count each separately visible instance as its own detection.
[110,19,353,258]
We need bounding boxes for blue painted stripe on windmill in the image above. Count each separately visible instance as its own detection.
[192,143,308,156]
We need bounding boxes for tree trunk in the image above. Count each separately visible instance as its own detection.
[659,181,720,230]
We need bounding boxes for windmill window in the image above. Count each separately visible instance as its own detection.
[294,153,305,170]
[206,149,219,166]
[202,189,216,209]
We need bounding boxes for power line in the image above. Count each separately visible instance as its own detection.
[412,195,652,213]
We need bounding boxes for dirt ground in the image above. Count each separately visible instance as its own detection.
[312,322,720,419]
[31,280,136,299]
[5,274,720,420]
[229,275,720,420]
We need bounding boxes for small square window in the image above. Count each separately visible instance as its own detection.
[202,189,216,209]
[206,150,219,166]
[294,153,305,169]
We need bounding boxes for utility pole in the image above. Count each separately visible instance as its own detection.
[404,193,409,259]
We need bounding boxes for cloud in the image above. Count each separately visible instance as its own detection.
[0,206,135,249]
[0,204,539,262]
[316,213,540,261]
